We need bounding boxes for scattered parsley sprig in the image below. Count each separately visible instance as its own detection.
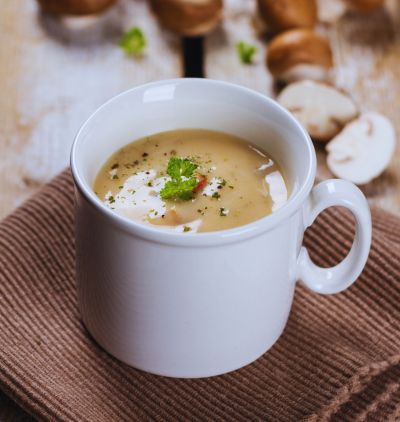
[236,41,257,64]
[119,27,147,56]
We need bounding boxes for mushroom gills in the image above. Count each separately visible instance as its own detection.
[326,112,396,185]
[277,80,358,142]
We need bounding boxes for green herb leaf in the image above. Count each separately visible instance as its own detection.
[160,178,197,200]
[167,157,198,180]
[119,27,147,56]
[236,41,257,64]
[183,226,192,232]
[160,157,199,200]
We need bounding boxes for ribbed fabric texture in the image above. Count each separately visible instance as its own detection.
[0,170,399,421]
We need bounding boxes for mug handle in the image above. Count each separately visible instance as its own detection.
[297,179,372,294]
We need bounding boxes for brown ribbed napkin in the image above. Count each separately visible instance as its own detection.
[0,170,399,422]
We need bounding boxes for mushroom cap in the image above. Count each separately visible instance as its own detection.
[327,112,396,185]
[37,0,117,15]
[257,0,317,33]
[150,0,223,37]
[266,29,333,80]
[345,0,385,12]
[278,80,358,142]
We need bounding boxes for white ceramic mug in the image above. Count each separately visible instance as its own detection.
[71,79,372,378]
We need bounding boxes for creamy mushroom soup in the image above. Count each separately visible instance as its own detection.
[94,129,288,233]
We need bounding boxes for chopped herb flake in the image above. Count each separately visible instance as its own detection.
[212,192,221,199]
[183,226,192,232]
[108,196,115,204]
[236,40,257,64]
[119,27,147,56]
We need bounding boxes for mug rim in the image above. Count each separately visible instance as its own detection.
[71,78,316,247]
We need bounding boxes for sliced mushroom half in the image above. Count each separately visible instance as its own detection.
[326,112,396,185]
[277,80,358,142]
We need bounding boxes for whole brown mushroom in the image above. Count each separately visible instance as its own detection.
[37,0,117,15]
[266,29,333,83]
[257,0,317,33]
[150,0,223,37]
[345,0,385,12]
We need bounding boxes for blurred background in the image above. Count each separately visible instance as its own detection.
[0,0,399,220]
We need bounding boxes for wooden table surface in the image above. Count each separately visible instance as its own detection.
[1,0,399,220]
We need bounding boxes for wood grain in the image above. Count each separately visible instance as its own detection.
[205,0,400,215]
[0,0,181,218]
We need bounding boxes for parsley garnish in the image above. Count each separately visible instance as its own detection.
[119,27,147,56]
[236,41,257,64]
[167,157,198,179]
[160,157,198,201]
[160,178,197,200]
[108,196,115,204]
[183,226,192,232]
[212,192,221,199]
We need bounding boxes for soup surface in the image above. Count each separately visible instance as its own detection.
[94,129,288,233]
